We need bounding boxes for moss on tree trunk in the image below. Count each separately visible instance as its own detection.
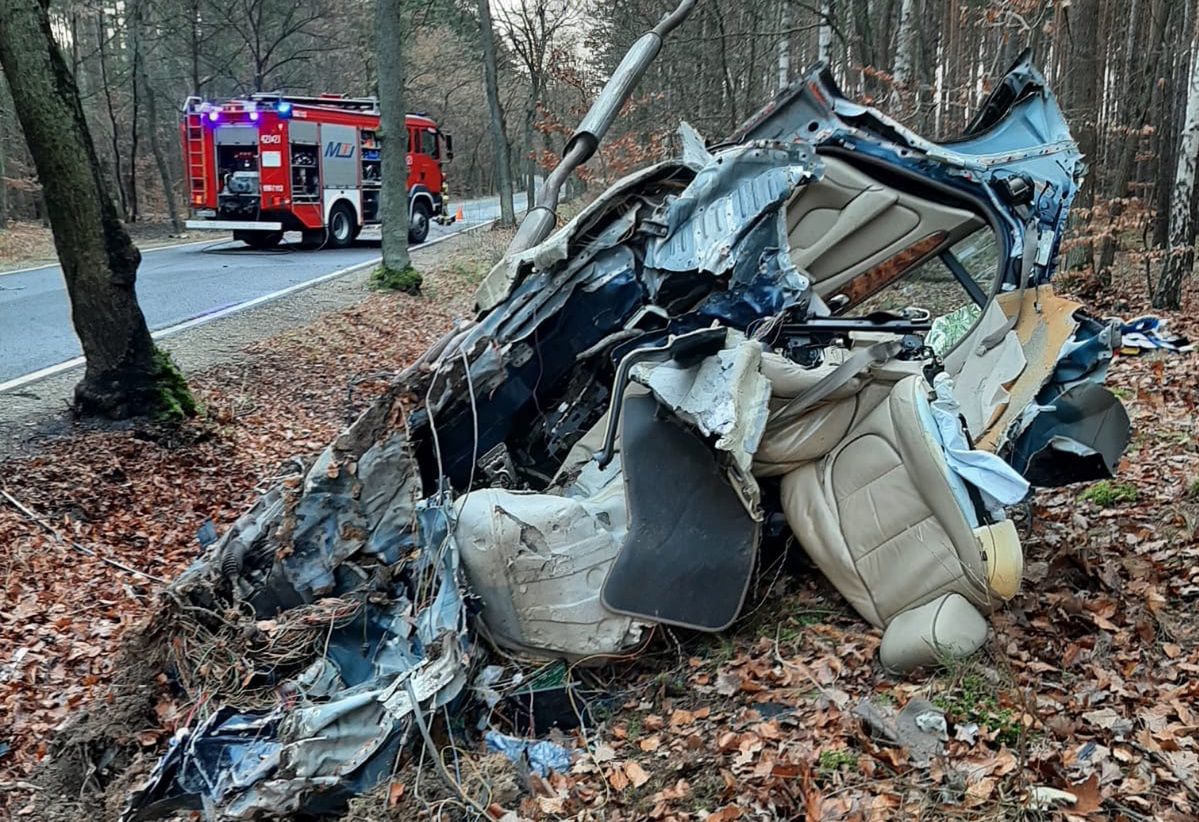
[370,264,423,294]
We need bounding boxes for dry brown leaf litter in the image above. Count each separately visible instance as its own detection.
[1,254,1197,821]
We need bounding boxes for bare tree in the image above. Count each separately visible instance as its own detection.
[496,0,578,201]
[818,0,833,65]
[135,0,184,233]
[1156,9,1199,309]
[0,0,192,417]
[776,2,790,92]
[478,0,516,226]
[127,0,143,222]
[0,73,8,228]
[1095,0,1168,282]
[95,8,130,218]
[376,0,415,286]
[214,0,334,92]
[892,0,916,101]
[1063,0,1101,270]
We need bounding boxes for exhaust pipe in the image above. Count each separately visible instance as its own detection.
[506,0,698,254]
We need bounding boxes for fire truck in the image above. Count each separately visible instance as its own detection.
[181,93,453,248]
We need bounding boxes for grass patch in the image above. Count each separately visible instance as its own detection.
[818,749,857,772]
[1188,478,1199,499]
[704,635,738,666]
[1079,480,1138,507]
[448,259,492,285]
[370,264,422,294]
[932,670,1023,747]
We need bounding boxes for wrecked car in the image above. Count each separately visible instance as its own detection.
[124,5,1129,816]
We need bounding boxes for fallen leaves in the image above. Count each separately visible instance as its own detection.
[624,761,650,789]
[386,781,405,807]
[1070,774,1104,815]
[0,267,480,815]
[2,254,1198,822]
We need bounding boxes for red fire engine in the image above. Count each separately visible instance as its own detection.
[181,93,453,248]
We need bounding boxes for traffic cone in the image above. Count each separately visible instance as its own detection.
[455,205,464,222]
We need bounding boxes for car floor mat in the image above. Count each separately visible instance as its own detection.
[601,394,758,631]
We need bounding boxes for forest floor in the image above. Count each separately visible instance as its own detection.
[0,220,217,272]
[1,243,1197,821]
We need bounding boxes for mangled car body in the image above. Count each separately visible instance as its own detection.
[125,17,1130,818]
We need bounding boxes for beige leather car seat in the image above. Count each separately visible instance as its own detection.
[754,350,924,476]
[773,373,1021,671]
[454,411,646,661]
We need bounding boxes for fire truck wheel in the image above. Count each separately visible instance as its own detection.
[327,203,357,249]
[408,201,431,245]
[235,230,283,250]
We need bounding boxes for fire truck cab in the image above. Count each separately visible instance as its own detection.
[181,93,453,248]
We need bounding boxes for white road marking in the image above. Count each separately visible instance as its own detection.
[0,237,224,278]
[0,220,495,394]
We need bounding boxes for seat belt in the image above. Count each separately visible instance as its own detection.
[770,338,903,428]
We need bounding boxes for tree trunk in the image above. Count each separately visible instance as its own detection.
[95,10,128,219]
[818,0,833,66]
[0,74,8,228]
[1066,0,1101,270]
[190,0,203,94]
[127,0,142,224]
[523,97,536,203]
[477,0,515,227]
[1096,0,1167,280]
[0,0,190,418]
[135,19,184,235]
[891,0,915,112]
[1156,18,1199,309]
[376,0,413,280]
[777,2,790,92]
[1154,0,1192,248]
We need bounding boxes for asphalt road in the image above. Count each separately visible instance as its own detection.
[0,191,527,386]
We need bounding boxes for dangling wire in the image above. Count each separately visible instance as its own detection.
[460,347,480,495]
[406,679,491,817]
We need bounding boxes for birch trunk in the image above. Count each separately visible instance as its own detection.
[777,3,790,92]
[892,0,916,112]
[1156,21,1199,309]
[818,0,833,66]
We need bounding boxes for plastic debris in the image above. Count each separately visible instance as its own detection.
[484,730,576,777]
[954,722,980,744]
[1119,315,1193,355]
[1027,786,1079,810]
[914,709,950,740]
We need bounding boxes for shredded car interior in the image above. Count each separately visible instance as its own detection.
[125,45,1132,821]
